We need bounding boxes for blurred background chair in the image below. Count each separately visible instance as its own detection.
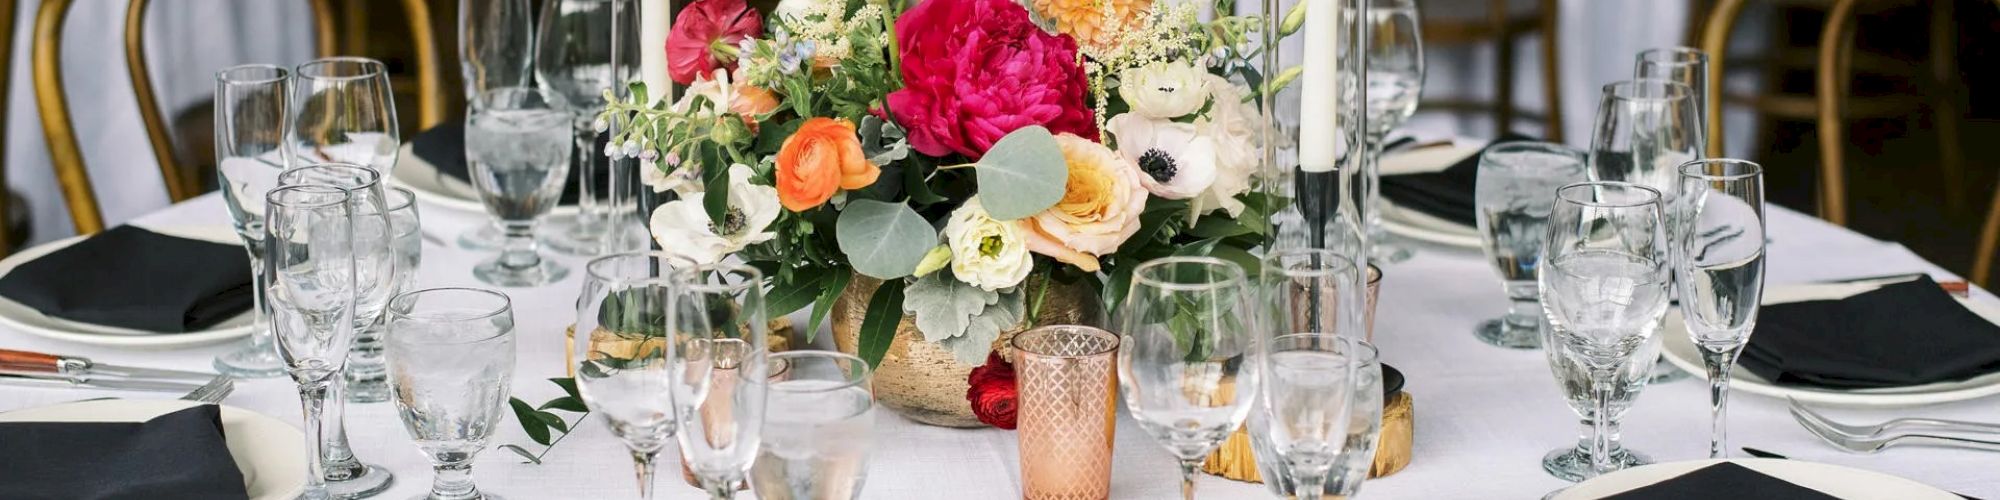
[1416,0,1565,141]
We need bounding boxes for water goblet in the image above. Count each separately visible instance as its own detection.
[537,0,642,256]
[1473,142,1587,349]
[572,252,690,500]
[291,57,399,172]
[456,0,537,250]
[749,351,874,500]
[213,63,292,378]
[386,287,517,500]
[466,86,574,287]
[1587,79,1703,384]
[1539,329,1659,482]
[1362,0,1425,263]
[264,185,360,499]
[1117,256,1259,500]
[670,263,769,500]
[1675,159,1766,458]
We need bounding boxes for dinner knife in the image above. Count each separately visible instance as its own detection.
[0,349,218,381]
[0,372,206,392]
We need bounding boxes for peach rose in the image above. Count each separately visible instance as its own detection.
[1018,133,1146,272]
[775,117,880,211]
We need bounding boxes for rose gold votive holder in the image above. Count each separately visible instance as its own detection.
[1012,325,1120,500]
[1365,264,1383,341]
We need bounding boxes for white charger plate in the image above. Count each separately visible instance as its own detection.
[0,225,256,349]
[1553,458,1956,499]
[393,141,581,216]
[1661,282,2000,408]
[0,399,306,500]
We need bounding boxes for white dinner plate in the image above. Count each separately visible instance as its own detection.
[1553,459,1957,499]
[1661,282,2000,408]
[0,225,256,349]
[393,141,581,216]
[1381,202,1484,249]
[0,399,306,500]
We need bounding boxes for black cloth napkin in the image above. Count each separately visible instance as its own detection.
[0,404,249,500]
[0,225,251,332]
[410,121,595,205]
[1601,462,1838,500]
[1739,276,2000,389]
[1376,133,1534,227]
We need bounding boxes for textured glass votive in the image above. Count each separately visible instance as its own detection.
[1365,264,1383,340]
[1012,325,1119,500]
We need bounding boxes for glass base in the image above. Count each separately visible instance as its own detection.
[1542,445,1651,482]
[1474,318,1542,349]
[1647,357,1692,384]
[456,225,503,252]
[539,213,610,256]
[212,339,287,379]
[1371,240,1414,263]
[473,256,569,288]
[327,463,395,499]
[408,493,502,500]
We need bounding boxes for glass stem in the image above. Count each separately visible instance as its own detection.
[297,382,330,496]
[575,126,604,232]
[1504,283,1541,330]
[607,155,636,250]
[1701,343,1744,459]
[500,221,540,269]
[1178,458,1200,500]
[429,460,478,499]
[631,450,659,500]
[1361,131,1386,248]
[246,256,274,351]
[1292,461,1329,500]
[321,377,364,480]
[1588,366,1618,477]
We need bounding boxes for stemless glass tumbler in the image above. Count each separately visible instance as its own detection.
[1013,325,1119,500]
[386,288,517,500]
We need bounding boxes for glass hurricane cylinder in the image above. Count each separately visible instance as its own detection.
[1013,325,1120,500]
[1260,0,1370,262]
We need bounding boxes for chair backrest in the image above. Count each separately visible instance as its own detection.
[0,0,16,255]
[1813,0,1861,227]
[1698,0,1745,161]
[1967,0,2000,288]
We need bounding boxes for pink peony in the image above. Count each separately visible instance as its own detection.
[885,0,1097,159]
[666,0,762,85]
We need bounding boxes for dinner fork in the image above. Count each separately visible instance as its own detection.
[177,375,235,404]
[1787,398,2000,437]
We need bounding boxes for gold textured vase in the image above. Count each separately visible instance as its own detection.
[833,274,1099,428]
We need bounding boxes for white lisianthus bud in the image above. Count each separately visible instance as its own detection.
[942,198,1032,291]
[592,118,609,132]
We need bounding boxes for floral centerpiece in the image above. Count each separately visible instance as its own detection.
[598,0,1297,426]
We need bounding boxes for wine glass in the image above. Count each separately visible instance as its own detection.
[386,287,517,500]
[1540,181,1671,479]
[572,252,691,500]
[1675,158,1766,458]
[670,263,769,500]
[1587,79,1702,385]
[466,87,575,287]
[291,57,400,173]
[1117,256,1259,500]
[749,351,875,500]
[276,162,400,497]
[1257,334,1382,500]
[1635,48,1710,132]
[213,64,292,378]
[537,0,641,256]
[1472,142,1587,349]
[343,186,424,404]
[263,184,359,499]
[457,0,537,251]
[1362,0,1426,263]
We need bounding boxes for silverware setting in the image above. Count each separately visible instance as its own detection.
[0,372,208,393]
[178,375,235,403]
[1789,398,2000,453]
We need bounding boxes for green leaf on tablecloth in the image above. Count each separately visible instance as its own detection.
[806,271,851,342]
[975,126,1067,220]
[902,271,999,342]
[550,378,581,402]
[499,444,543,465]
[535,411,569,433]
[539,396,588,413]
[510,398,552,446]
[857,279,907,367]
[939,289,1023,365]
[837,200,935,279]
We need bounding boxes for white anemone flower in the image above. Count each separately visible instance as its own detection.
[1105,113,1216,201]
[649,164,780,265]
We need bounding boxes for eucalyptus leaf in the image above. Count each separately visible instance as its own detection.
[836,200,936,279]
[902,272,1000,342]
[939,290,1024,364]
[859,116,911,165]
[974,126,1067,220]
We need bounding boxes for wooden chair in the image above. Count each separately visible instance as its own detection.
[0,0,16,255]
[1417,0,1564,142]
[308,0,446,131]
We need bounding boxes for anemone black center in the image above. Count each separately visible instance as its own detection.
[1138,149,1178,183]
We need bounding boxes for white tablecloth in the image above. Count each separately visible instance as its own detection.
[2,192,1997,499]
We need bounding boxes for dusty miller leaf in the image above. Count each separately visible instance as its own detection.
[902,272,1000,343]
[938,290,1024,364]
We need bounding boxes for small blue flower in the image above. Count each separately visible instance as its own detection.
[777,41,816,74]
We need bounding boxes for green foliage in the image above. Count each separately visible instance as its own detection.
[939,289,1024,364]
[502,378,591,465]
[902,271,1001,342]
[836,200,936,279]
[857,279,908,367]
[973,126,1068,220]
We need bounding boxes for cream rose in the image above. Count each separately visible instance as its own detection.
[943,198,1033,291]
[1119,61,1210,120]
[1019,134,1146,272]
[1105,113,1216,200]
[649,164,781,265]
[1190,76,1261,219]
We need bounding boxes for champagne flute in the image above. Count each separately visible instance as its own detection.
[537,0,641,256]
[572,252,690,500]
[467,87,575,287]
[1675,159,1766,458]
[1635,48,1710,132]
[264,185,359,499]
[213,64,292,378]
[670,263,769,500]
[1587,79,1702,385]
[1118,257,1259,500]
[291,57,400,173]
[386,287,517,500]
[1472,142,1587,349]
[456,0,537,251]
[1540,181,1672,478]
[1257,334,1381,500]
[1362,0,1425,263]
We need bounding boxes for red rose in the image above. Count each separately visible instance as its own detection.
[967,351,1019,429]
[885,0,1097,159]
[666,0,762,85]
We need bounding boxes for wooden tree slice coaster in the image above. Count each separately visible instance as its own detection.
[1202,391,1415,483]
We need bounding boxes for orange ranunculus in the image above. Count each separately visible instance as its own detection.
[775,118,879,211]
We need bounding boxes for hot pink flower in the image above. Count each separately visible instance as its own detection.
[885,0,1097,159]
[666,0,762,85]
